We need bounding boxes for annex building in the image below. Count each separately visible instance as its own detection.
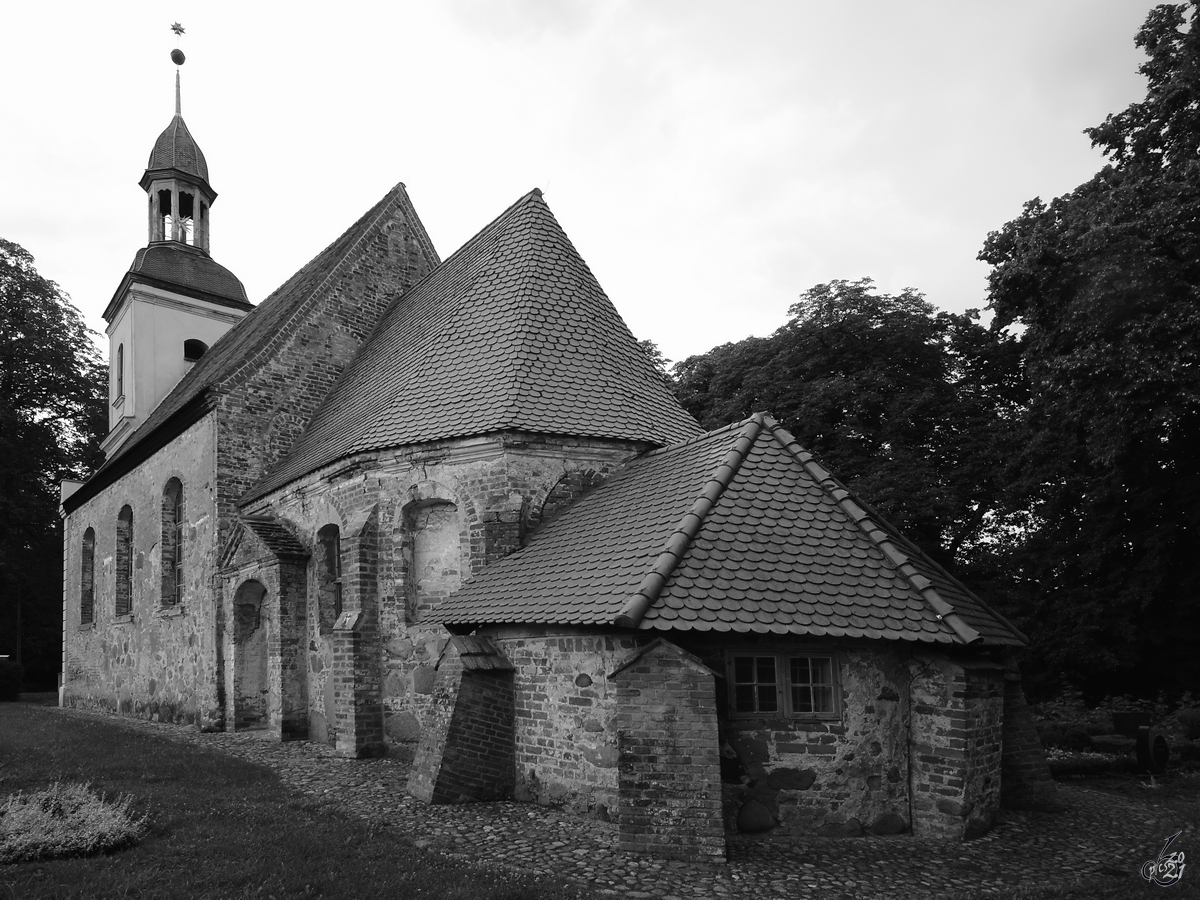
[60,67,1055,860]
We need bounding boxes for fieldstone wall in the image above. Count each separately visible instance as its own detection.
[909,657,1004,839]
[681,642,912,838]
[240,433,645,761]
[612,640,726,862]
[485,630,645,817]
[62,415,221,727]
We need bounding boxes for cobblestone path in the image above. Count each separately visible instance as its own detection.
[46,707,1195,899]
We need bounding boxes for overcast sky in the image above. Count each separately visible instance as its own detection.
[1,0,1162,364]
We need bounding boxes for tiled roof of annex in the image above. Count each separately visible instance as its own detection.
[247,189,701,501]
[431,413,1026,647]
[96,184,428,474]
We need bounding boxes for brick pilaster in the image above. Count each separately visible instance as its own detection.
[612,639,726,862]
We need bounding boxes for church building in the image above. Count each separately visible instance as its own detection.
[60,57,1054,861]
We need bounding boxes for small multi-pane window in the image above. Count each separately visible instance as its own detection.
[80,528,96,625]
[729,652,838,718]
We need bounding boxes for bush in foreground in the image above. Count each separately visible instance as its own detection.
[0,781,146,864]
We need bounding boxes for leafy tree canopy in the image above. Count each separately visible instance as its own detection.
[674,278,1025,568]
[0,238,106,680]
[978,1,1200,697]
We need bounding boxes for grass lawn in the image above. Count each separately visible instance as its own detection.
[0,704,593,900]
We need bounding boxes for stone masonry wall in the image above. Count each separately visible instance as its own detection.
[62,415,220,727]
[488,631,647,818]
[682,641,912,838]
[242,433,646,760]
[909,657,1004,839]
[408,643,516,804]
[613,640,726,861]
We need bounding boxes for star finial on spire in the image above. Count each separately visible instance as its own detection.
[171,22,185,36]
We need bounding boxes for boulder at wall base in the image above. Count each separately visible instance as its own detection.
[964,811,995,841]
[736,798,777,833]
[869,812,908,835]
[936,798,974,818]
[815,817,864,837]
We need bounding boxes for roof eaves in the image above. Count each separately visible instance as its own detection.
[614,414,765,629]
[763,415,988,646]
[62,390,215,515]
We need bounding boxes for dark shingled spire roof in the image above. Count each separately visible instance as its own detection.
[145,114,210,186]
[246,189,702,501]
[429,413,1026,648]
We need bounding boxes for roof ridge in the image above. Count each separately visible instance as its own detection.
[614,414,766,628]
[240,188,533,503]
[761,414,983,645]
[639,416,748,459]
[217,185,418,391]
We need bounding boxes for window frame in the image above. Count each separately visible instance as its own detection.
[80,527,96,625]
[727,650,840,720]
[162,479,184,608]
[115,505,134,618]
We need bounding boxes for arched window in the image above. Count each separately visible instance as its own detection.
[80,528,95,625]
[183,339,208,362]
[316,525,342,633]
[115,505,133,617]
[405,500,461,623]
[162,479,184,607]
[115,344,125,399]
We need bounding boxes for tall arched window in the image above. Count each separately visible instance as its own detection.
[316,524,342,633]
[80,528,95,625]
[115,344,125,399]
[162,479,184,607]
[115,505,133,617]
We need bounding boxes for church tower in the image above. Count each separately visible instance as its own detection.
[101,35,252,459]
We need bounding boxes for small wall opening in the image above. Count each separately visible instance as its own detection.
[183,339,208,362]
[233,579,269,730]
[156,189,172,241]
[178,192,195,244]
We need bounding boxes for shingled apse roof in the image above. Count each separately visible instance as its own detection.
[247,189,702,501]
[431,414,1026,647]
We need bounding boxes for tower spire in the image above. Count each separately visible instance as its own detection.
[175,69,181,117]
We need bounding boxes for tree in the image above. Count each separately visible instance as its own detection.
[978,2,1200,698]
[0,239,106,686]
[674,278,1026,569]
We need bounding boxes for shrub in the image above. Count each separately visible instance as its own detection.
[1037,723,1093,751]
[1046,749,1138,779]
[0,659,22,701]
[0,782,147,864]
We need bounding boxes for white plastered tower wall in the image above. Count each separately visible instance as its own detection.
[103,283,246,456]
